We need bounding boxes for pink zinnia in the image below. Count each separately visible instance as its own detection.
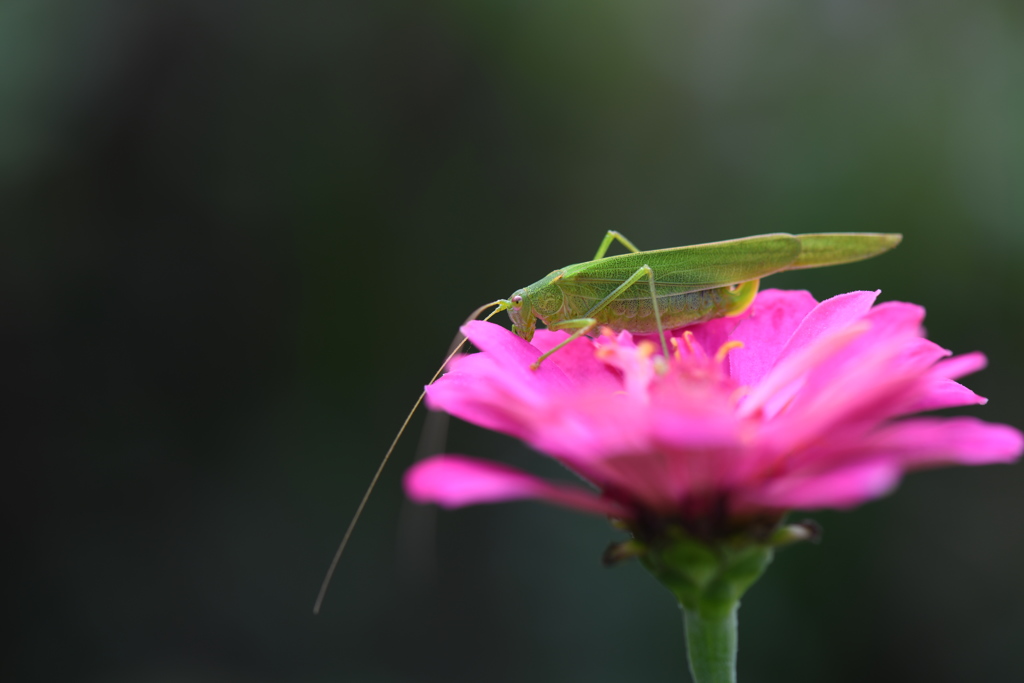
[405,289,1022,532]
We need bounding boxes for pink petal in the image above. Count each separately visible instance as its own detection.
[649,394,743,454]
[764,338,928,440]
[424,322,575,440]
[740,461,901,510]
[867,418,1024,468]
[739,318,870,420]
[751,305,941,441]
[909,378,987,413]
[931,351,987,380]
[522,394,675,466]
[741,293,912,422]
[529,330,623,391]
[575,404,743,512]
[859,300,927,337]
[772,290,880,368]
[528,329,571,355]
[404,455,628,517]
[576,453,683,512]
[424,356,537,438]
[746,418,1022,511]
[726,289,819,388]
[459,321,571,390]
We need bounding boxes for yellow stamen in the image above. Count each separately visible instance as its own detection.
[681,330,697,355]
[669,336,683,362]
[715,340,745,364]
[637,341,657,359]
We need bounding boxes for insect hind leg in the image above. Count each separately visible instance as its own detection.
[593,230,642,260]
[642,265,670,359]
[581,264,669,358]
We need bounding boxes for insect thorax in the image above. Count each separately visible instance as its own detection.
[525,274,567,322]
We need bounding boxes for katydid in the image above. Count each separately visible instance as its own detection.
[500,231,902,366]
[314,231,900,612]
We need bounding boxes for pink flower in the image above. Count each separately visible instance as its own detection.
[404,290,1022,534]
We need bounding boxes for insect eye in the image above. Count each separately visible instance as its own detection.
[511,295,523,306]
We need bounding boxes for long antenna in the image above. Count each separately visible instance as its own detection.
[313,300,508,614]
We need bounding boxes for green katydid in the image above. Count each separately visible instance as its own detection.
[499,231,901,366]
[314,231,901,612]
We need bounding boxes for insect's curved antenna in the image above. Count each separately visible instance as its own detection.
[313,299,510,614]
[394,301,511,586]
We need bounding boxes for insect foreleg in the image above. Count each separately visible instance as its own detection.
[530,317,599,370]
[533,264,669,369]
[593,230,642,260]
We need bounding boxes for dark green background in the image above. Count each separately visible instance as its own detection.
[6,1,1024,681]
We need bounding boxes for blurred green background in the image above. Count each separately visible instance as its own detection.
[5,0,1024,681]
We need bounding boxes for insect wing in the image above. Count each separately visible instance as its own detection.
[789,233,902,269]
[558,233,803,300]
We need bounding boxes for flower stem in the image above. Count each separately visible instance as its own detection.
[682,603,738,683]
[634,528,779,682]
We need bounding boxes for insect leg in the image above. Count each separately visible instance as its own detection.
[579,264,669,357]
[643,265,670,358]
[593,230,642,260]
[530,317,599,370]
[533,263,665,368]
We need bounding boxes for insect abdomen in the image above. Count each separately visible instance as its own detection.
[593,284,754,334]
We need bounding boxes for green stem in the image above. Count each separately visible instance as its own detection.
[630,527,789,682]
[682,604,738,683]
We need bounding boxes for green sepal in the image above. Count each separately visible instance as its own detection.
[638,528,775,618]
[629,520,821,682]
[602,538,647,565]
[769,519,822,548]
